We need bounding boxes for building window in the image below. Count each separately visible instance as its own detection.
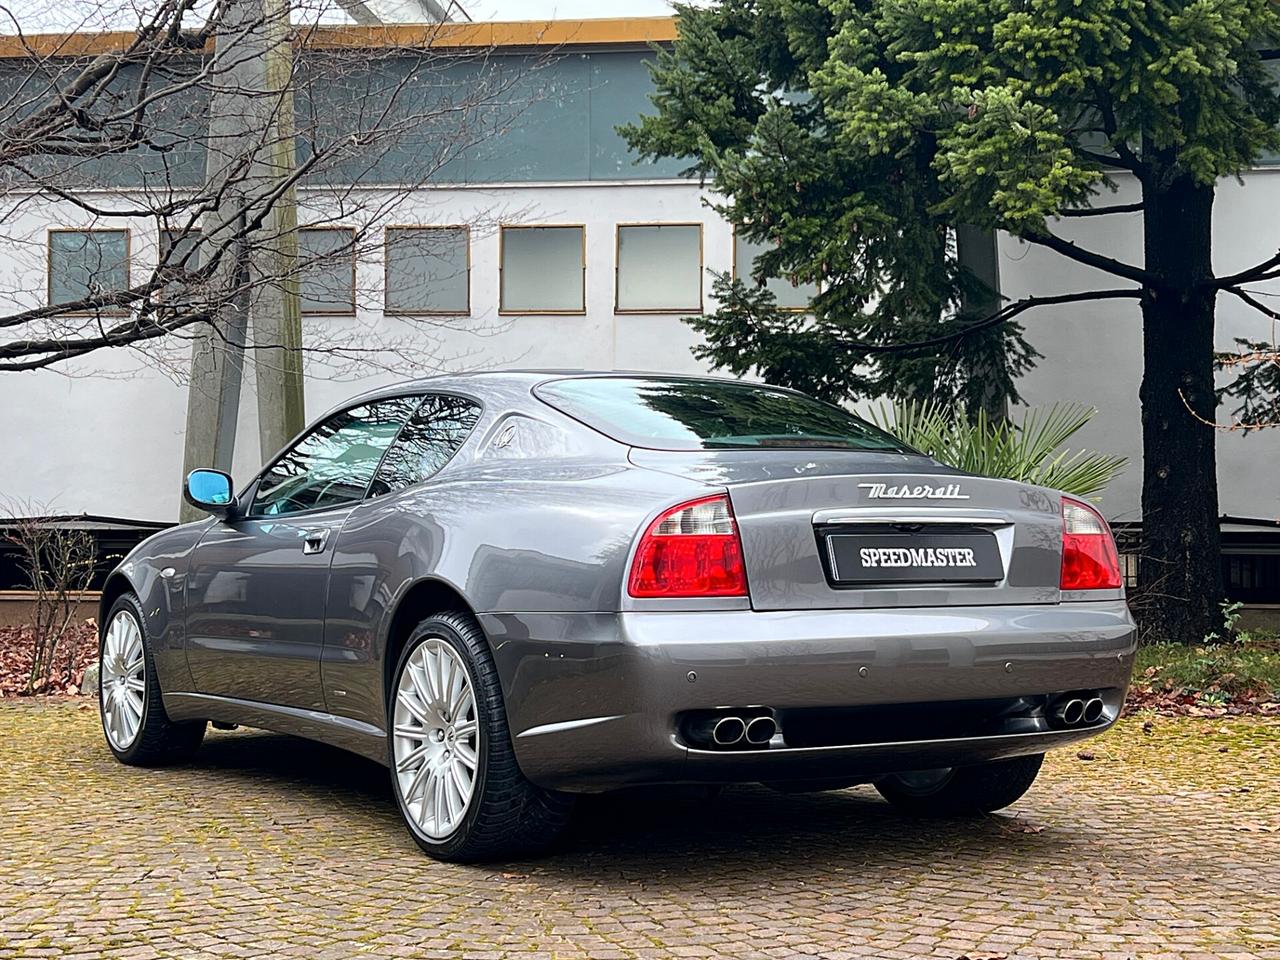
[615,223,702,313]
[299,227,356,315]
[384,226,469,315]
[158,228,202,299]
[159,228,202,268]
[48,229,130,313]
[732,230,818,311]
[1119,553,1140,590]
[499,225,585,314]
[1224,553,1280,603]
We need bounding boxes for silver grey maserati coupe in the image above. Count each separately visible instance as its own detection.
[98,372,1135,861]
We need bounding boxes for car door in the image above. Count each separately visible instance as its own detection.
[185,396,423,709]
[320,393,484,724]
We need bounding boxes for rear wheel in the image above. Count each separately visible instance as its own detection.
[99,593,205,766]
[388,611,573,862]
[875,753,1044,817]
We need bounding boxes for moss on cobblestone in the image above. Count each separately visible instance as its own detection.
[0,703,1277,959]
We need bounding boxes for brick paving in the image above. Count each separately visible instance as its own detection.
[1,703,1277,960]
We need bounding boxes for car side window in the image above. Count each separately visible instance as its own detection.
[249,397,422,517]
[369,393,482,497]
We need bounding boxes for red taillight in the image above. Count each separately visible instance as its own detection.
[628,494,748,598]
[1060,497,1122,591]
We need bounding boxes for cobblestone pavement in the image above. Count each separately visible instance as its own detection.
[1,703,1277,960]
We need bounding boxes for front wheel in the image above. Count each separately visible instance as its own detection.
[99,593,205,766]
[875,753,1044,817]
[388,612,573,862]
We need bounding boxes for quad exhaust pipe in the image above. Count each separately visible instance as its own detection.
[1051,692,1106,728]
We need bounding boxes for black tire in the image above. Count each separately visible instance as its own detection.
[99,592,205,766]
[875,753,1044,817]
[388,611,573,862]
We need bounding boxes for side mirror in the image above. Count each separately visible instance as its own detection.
[184,469,236,518]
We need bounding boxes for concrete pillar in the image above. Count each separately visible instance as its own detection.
[252,0,306,462]
[180,0,305,519]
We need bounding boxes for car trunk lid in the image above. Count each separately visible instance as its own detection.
[628,450,1063,610]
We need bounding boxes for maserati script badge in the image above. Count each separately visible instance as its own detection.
[858,482,970,501]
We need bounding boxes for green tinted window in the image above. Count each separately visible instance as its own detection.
[298,228,356,314]
[49,230,129,310]
[733,233,817,311]
[385,227,469,314]
[535,377,911,452]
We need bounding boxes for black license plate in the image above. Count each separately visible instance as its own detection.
[826,532,1004,584]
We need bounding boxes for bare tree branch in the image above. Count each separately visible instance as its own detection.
[1225,284,1280,322]
[0,3,562,373]
[847,289,1143,355]
[1019,229,1154,287]
[1058,202,1143,218]
[1213,250,1280,290]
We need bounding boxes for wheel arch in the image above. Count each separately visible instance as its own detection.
[381,577,485,712]
[99,572,138,635]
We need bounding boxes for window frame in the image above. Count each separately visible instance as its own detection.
[383,224,472,317]
[498,223,587,316]
[47,227,132,317]
[730,224,818,314]
[298,225,358,317]
[238,390,484,520]
[613,221,704,315]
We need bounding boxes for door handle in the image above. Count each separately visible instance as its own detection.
[301,529,330,555]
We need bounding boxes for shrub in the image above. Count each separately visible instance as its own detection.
[866,401,1126,498]
[1,516,96,694]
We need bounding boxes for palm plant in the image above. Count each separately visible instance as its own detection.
[866,401,1126,499]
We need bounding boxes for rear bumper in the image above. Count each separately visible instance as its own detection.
[480,600,1136,792]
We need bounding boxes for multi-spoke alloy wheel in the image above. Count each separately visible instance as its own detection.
[98,592,205,766]
[388,612,573,862]
[393,637,479,840]
[101,608,147,751]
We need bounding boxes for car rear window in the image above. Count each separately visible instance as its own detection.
[534,376,912,453]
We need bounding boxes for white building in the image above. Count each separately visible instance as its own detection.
[1,15,1278,606]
